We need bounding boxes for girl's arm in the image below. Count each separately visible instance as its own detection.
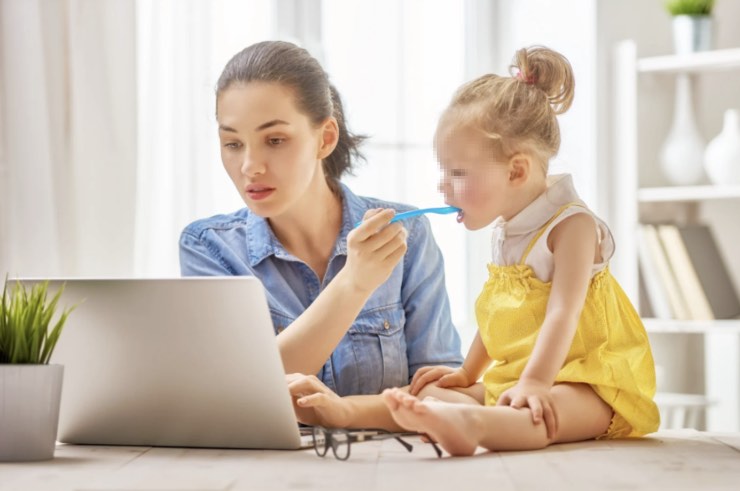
[497,213,598,437]
[409,332,490,394]
[460,331,492,381]
[518,212,598,386]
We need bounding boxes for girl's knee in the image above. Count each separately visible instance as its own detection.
[549,384,613,443]
[417,384,481,405]
[416,383,448,400]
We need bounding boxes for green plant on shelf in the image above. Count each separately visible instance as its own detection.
[0,278,77,364]
[665,0,714,16]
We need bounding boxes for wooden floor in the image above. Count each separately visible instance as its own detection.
[1,430,739,490]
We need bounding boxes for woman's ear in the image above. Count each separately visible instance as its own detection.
[317,117,339,160]
[508,153,532,185]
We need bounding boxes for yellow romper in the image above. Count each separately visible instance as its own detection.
[476,203,660,438]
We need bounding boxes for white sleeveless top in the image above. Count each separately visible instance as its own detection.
[489,174,615,282]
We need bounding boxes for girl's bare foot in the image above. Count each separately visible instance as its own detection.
[382,388,481,456]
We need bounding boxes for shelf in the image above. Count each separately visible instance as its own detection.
[637,47,740,74]
[616,39,740,433]
[644,318,740,334]
[637,185,740,202]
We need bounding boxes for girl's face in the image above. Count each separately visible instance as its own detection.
[216,82,336,218]
[435,122,514,230]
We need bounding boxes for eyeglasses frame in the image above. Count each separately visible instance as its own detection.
[310,426,442,460]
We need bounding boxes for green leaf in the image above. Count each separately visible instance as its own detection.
[0,277,78,364]
[665,0,714,16]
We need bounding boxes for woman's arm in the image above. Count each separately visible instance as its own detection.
[181,209,409,375]
[277,209,408,374]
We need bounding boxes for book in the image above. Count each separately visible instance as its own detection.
[637,225,673,319]
[657,224,714,321]
[640,224,690,320]
[638,267,656,318]
[676,224,740,320]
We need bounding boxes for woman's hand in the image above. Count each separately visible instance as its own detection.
[286,373,352,428]
[342,209,408,295]
[409,366,475,395]
[497,379,558,439]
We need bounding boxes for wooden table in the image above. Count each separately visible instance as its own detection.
[1,430,739,490]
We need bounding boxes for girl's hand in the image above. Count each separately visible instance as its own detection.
[286,373,352,428]
[497,380,558,439]
[409,366,475,395]
[343,209,408,295]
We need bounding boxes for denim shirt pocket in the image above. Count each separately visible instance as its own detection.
[269,310,293,336]
[347,304,408,394]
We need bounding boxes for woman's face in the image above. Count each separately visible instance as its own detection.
[216,82,336,218]
[435,122,513,231]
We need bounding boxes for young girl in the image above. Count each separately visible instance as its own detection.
[382,46,660,455]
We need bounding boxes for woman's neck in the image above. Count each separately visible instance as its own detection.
[268,179,343,281]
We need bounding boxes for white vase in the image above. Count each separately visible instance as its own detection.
[704,109,740,185]
[0,364,63,461]
[659,74,706,186]
[672,15,713,55]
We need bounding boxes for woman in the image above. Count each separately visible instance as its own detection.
[179,40,462,430]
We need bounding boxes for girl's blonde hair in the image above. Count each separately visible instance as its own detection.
[439,46,575,171]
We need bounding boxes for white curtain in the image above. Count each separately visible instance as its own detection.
[133,0,273,277]
[2,1,599,344]
[0,0,136,278]
[321,0,473,339]
[134,0,479,340]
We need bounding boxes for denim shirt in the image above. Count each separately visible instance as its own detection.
[179,183,463,396]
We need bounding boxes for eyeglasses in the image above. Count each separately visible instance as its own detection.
[310,426,442,460]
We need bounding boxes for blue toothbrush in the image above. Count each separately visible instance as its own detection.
[354,206,460,228]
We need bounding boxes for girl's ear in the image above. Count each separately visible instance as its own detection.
[508,153,532,185]
[317,117,339,160]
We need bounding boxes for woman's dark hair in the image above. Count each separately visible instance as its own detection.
[216,41,366,190]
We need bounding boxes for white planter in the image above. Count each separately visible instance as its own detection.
[0,364,63,461]
[672,15,712,55]
[704,109,740,185]
[659,74,707,185]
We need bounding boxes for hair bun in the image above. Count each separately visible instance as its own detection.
[511,46,574,115]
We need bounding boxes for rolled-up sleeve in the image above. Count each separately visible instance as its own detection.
[401,216,463,379]
[179,228,236,276]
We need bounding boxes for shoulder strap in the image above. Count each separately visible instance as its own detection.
[519,201,586,264]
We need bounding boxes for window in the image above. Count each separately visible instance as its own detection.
[322,0,472,338]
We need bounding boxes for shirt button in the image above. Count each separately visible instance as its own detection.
[383,320,390,330]
[277,325,284,333]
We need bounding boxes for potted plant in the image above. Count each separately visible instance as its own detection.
[665,0,715,54]
[0,279,76,461]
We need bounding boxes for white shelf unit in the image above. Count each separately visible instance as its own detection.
[644,318,740,334]
[613,41,740,432]
[636,47,740,74]
[638,185,740,203]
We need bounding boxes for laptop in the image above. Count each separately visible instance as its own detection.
[12,277,311,450]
